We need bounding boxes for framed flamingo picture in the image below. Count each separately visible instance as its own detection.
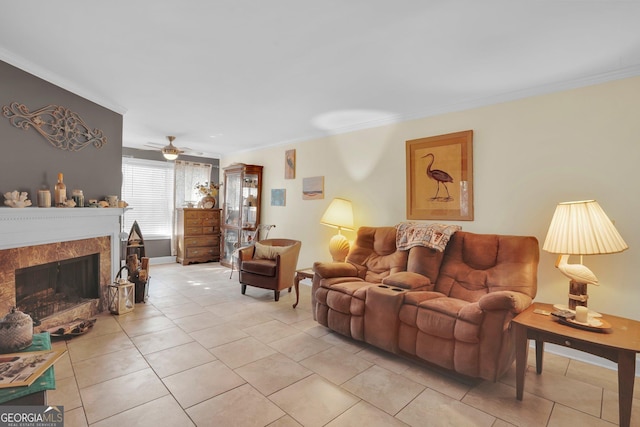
[406,130,473,220]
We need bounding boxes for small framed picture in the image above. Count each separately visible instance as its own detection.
[285,149,296,179]
[271,189,286,206]
[302,176,324,200]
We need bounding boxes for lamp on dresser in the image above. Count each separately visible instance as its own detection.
[542,199,628,310]
[320,197,354,262]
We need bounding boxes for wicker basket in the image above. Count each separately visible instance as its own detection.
[0,308,33,353]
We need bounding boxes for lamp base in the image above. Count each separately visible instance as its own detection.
[567,280,588,310]
[328,234,350,262]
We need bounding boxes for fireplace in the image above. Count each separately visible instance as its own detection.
[15,253,100,323]
[0,208,123,332]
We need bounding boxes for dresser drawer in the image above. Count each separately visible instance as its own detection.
[185,236,219,247]
[186,246,218,258]
[185,218,203,227]
[185,226,203,235]
[203,217,220,227]
[185,210,204,219]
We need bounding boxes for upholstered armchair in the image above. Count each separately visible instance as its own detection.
[238,239,301,301]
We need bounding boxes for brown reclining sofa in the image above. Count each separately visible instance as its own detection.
[312,225,539,381]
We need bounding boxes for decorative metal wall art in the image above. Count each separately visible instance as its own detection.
[2,102,107,151]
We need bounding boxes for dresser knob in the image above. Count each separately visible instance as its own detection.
[565,340,571,347]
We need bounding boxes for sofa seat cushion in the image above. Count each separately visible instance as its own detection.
[241,259,276,277]
[414,298,483,344]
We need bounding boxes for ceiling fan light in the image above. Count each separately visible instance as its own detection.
[162,146,180,160]
[162,135,180,160]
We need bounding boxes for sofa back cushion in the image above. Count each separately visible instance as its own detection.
[433,231,539,302]
[406,246,445,283]
[346,226,407,283]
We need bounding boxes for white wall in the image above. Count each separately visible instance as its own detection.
[221,75,640,321]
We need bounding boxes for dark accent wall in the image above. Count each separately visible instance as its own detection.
[1,60,221,259]
[0,60,123,202]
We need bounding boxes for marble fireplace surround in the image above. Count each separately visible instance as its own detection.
[0,208,123,331]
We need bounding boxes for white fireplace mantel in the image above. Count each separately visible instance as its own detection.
[0,207,125,281]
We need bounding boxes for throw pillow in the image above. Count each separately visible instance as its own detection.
[254,242,289,260]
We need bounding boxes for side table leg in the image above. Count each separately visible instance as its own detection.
[618,350,636,427]
[292,273,301,309]
[514,323,528,401]
[535,340,544,374]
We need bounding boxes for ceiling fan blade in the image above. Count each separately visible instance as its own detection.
[144,142,165,149]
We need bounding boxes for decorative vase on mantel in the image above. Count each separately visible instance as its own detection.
[200,196,216,209]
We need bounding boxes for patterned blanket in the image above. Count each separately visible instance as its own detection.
[396,222,461,252]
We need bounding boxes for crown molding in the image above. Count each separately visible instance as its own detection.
[227,64,640,158]
[0,48,128,115]
[326,64,640,137]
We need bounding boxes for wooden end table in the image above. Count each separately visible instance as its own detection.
[512,302,640,427]
[293,268,314,309]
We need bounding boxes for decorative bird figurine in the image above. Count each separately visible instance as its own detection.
[554,254,599,285]
[422,153,453,200]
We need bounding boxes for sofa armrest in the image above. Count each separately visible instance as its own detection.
[313,261,359,279]
[478,291,532,313]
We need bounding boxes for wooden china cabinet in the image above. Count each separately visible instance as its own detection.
[220,163,263,268]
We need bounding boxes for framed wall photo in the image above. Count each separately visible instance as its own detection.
[406,130,473,220]
[271,188,286,206]
[285,149,296,179]
[302,176,324,200]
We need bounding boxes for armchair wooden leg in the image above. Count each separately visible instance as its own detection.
[274,290,280,301]
[241,284,247,295]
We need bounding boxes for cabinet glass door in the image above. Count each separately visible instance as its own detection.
[242,173,259,228]
[221,227,240,266]
[224,171,241,227]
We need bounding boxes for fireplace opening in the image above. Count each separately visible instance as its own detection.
[15,253,100,322]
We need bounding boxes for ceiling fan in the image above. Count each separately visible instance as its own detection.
[143,136,202,160]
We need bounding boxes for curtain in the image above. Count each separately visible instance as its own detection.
[172,160,212,255]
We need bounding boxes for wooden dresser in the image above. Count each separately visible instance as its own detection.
[176,208,221,265]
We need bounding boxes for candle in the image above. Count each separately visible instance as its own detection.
[575,306,589,323]
[37,190,51,208]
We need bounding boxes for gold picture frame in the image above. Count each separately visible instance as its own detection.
[406,130,473,221]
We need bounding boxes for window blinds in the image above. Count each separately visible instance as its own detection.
[121,157,175,239]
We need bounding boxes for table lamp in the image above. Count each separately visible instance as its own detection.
[542,200,628,310]
[320,198,354,262]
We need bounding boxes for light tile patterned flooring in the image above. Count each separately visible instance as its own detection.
[48,263,640,426]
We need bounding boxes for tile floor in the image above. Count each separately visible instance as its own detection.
[47,262,640,426]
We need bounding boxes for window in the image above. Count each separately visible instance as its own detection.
[121,157,175,239]
[174,160,212,207]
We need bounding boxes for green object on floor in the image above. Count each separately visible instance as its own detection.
[0,332,56,404]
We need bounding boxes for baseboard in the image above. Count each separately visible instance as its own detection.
[148,256,176,265]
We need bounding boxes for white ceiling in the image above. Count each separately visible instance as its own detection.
[2,1,640,159]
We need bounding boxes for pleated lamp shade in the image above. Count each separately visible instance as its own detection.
[542,200,628,255]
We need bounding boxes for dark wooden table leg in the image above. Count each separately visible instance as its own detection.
[514,323,529,401]
[535,339,544,374]
[617,350,636,427]
[292,273,301,309]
